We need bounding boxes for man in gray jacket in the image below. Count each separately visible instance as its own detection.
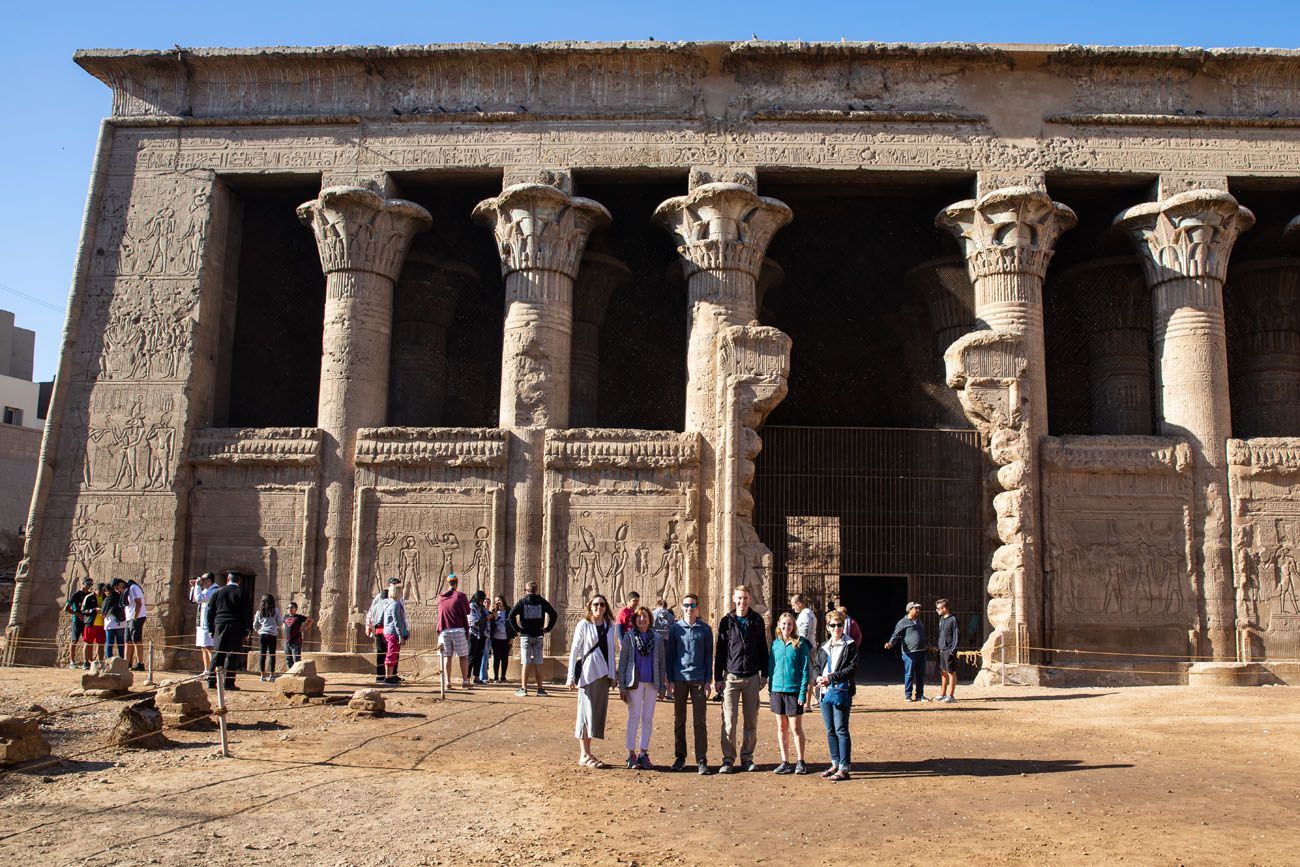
[884,601,928,702]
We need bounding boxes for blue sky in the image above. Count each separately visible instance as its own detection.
[3,0,1298,380]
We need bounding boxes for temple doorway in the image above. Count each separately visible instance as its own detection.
[840,574,909,682]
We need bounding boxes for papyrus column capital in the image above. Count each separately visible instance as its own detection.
[937,187,1077,290]
[1114,190,1255,292]
[297,186,432,282]
[653,183,793,284]
[472,183,610,281]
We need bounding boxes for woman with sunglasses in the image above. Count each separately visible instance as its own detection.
[567,593,620,769]
[814,611,859,781]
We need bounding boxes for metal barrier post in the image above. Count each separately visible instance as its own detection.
[215,665,230,757]
[1000,639,1006,687]
[146,640,155,686]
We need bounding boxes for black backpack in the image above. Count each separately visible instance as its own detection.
[102,592,126,623]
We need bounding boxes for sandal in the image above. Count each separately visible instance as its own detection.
[580,755,609,769]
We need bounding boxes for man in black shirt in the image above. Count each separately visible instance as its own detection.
[935,598,960,704]
[64,578,92,669]
[714,584,768,773]
[206,572,247,690]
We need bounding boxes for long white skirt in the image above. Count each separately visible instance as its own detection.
[196,627,214,648]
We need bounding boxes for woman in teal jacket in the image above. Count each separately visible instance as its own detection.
[767,611,812,775]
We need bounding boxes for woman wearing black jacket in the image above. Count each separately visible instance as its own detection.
[813,611,858,781]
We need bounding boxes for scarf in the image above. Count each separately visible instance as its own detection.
[634,629,655,656]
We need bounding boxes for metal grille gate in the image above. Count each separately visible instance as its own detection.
[752,426,987,656]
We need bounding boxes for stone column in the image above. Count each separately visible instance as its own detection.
[389,253,475,425]
[654,171,792,617]
[1055,257,1153,435]
[298,186,431,650]
[570,251,631,428]
[1226,259,1300,437]
[1115,189,1255,660]
[906,256,975,427]
[473,178,609,603]
[937,187,1076,676]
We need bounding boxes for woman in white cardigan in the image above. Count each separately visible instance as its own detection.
[567,593,620,769]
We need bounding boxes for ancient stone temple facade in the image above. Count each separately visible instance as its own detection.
[6,41,1300,684]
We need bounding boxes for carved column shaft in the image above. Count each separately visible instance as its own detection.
[299,186,431,649]
[474,181,609,603]
[1116,189,1255,660]
[655,178,791,617]
[937,187,1075,676]
[1227,259,1300,437]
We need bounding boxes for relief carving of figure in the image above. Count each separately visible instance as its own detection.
[1277,541,1300,615]
[634,542,650,577]
[573,526,603,601]
[427,532,460,589]
[110,409,147,489]
[67,523,105,599]
[398,535,423,604]
[468,526,490,589]
[607,522,630,604]
[651,519,685,610]
[372,531,399,597]
[144,414,175,490]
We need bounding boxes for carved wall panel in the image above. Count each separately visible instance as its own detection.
[785,515,842,620]
[189,486,315,605]
[1228,438,1300,661]
[353,486,504,648]
[1042,437,1196,658]
[544,429,700,644]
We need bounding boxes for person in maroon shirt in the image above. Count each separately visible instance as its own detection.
[437,574,473,689]
[282,601,312,668]
[616,590,640,642]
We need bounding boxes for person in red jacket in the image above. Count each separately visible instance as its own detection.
[437,574,472,690]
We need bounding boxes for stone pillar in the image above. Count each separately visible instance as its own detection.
[937,187,1076,677]
[1226,259,1300,437]
[1055,257,1153,435]
[389,253,475,425]
[570,251,631,428]
[654,171,792,617]
[298,186,431,650]
[473,178,609,603]
[906,256,975,427]
[1115,189,1255,660]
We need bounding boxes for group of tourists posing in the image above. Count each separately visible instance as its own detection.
[187,571,311,689]
[568,585,874,780]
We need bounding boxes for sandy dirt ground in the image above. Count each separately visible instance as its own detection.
[1,666,1297,867]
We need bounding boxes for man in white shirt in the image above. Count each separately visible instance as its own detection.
[791,594,818,695]
[123,578,148,672]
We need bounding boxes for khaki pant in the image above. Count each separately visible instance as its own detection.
[720,672,762,765]
[673,680,709,761]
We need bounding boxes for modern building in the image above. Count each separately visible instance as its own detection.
[4,42,1300,684]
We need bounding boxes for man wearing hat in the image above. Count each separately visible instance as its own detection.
[884,602,929,702]
[437,573,472,689]
[366,577,402,684]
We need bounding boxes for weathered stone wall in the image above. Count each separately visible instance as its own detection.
[0,424,40,539]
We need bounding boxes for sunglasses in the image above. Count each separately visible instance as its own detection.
[591,602,606,608]
[682,603,697,608]
[828,622,844,629]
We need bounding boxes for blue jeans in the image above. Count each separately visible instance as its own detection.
[479,643,491,681]
[106,627,126,659]
[285,642,302,668]
[902,650,926,699]
[820,700,852,769]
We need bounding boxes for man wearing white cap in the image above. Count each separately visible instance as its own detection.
[884,602,928,702]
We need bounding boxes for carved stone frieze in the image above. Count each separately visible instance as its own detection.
[354,427,508,467]
[544,429,700,470]
[189,427,322,466]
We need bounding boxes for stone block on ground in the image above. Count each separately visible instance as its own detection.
[155,678,213,727]
[0,715,51,765]
[109,697,167,749]
[278,660,325,698]
[348,688,385,715]
[81,657,133,693]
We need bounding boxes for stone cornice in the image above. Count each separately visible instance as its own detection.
[1227,437,1300,472]
[544,429,701,470]
[354,427,508,467]
[76,42,1300,124]
[1041,436,1192,475]
[189,428,322,466]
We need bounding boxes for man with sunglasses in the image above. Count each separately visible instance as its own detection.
[666,593,713,774]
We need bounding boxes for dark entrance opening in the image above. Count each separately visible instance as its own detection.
[840,575,908,682]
